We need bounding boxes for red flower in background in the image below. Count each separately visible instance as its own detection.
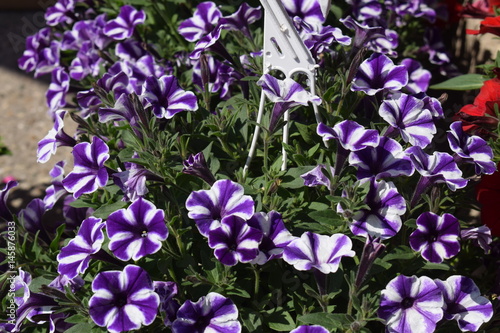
[455,76,500,138]
[467,15,500,35]
[476,162,500,237]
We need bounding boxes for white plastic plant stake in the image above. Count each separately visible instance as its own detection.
[243,0,322,177]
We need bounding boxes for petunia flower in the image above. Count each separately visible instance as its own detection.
[447,121,496,175]
[208,215,263,266]
[258,74,322,133]
[348,136,414,180]
[18,27,51,73]
[0,180,18,222]
[409,212,460,263]
[345,179,406,240]
[247,211,295,265]
[282,0,326,31]
[154,281,180,327]
[37,110,76,164]
[46,67,70,113]
[379,93,436,148]
[290,325,329,333]
[467,15,500,36]
[112,156,153,202]
[43,161,67,210]
[182,152,216,185]
[44,0,75,27]
[317,121,379,151]
[18,198,45,234]
[141,75,198,119]
[406,146,468,192]
[189,23,230,61]
[103,5,146,40]
[186,179,255,237]
[106,197,168,261]
[283,231,355,274]
[219,3,261,40]
[300,164,334,188]
[461,225,492,254]
[62,136,110,198]
[57,217,105,279]
[178,1,222,42]
[89,265,159,333]
[435,275,493,332]
[172,292,242,333]
[378,275,444,333]
[351,52,408,96]
[400,58,431,94]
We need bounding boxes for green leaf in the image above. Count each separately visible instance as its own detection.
[420,262,450,271]
[92,201,128,219]
[64,314,88,324]
[65,322,96,333]
[50,223,66,252]
[298,312,351,330]
[308,210,344,227]
[266,309,296,331]
[281,166,314,189]
[383,245,415,261]
[429,74,486,91]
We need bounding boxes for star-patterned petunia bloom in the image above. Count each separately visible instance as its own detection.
[37,110,76,163]
[378,275,444,333]
[219,3,261,39]
[172,292,242,333]
[247,211,296,265]
[317,121,379,151]
[290,325,329,333]
[345,179,406,240]
[178,1,222,42]
[282,0,326,31]
[283,231,355,274]
[435,275,493,332]
[106,197,168,261]
[57,217,105,279]
[351,53,408,96]
[349,136,414,180]
[103,5,146,40]
[258,74,322,132]
[400,58,431,94]
[89,265,159,333]
[447,121,496,175]
[406,146,468,191]
[409,212,460,263]
[44,0,75,27]
[379,93,437,148]
[46,67,70,113]
[62,136,110,198]
[208,215,263,266]
[186,179,255,237]
[141,75,198,119]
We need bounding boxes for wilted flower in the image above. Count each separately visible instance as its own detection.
[378,275,444,333]
[461,225,492,254]
[89,265,159,333]
[154,281,180,327]
[172,292,241,333]
[409,212,461,263]
[106,197,168,261]
[283,231,355,274]
[301,164,334,188]
[182,152,216,185]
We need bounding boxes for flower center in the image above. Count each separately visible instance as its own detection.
[141,228,148,238]
[194,315,212,330]
[401,297,414,309]
[114,293,128,308]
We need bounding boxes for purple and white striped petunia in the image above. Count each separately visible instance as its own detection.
[141,75,198,119]
[43,161,67,210]
[182,152,217,186]
[317,121,379,151]
[290,325,329,333]
[349,136,414,180]
[461,225,492,254]
[189,23,228,60]
[44,0,75,27]
[379,93,436,148]
[283,231,355,274]
[103,5,146,40]
[247,211,296,265]
[46,67,70,113]
[178,1,222,42]
[300,164,334,188]
[378,275,444,333]
[346,179,406,240]
[258,74,322,132]
[282,0,326,31]
[186,179,255,237]
[447,121,496,175]
[154,281,180,327]
[219,3,261,39]
[62,136,110,198]
[18,198,45,234]
[406,146,468,191]
[400,58,431,94]
[435,275,493,332]
[208,215,263,266]
[351,53,408,96]
[57,217,105,279]
[172,292,241,333]
[106,197,168,261]
[409,212,460,263]
[37,110,76,163]
[89,265,159,333]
